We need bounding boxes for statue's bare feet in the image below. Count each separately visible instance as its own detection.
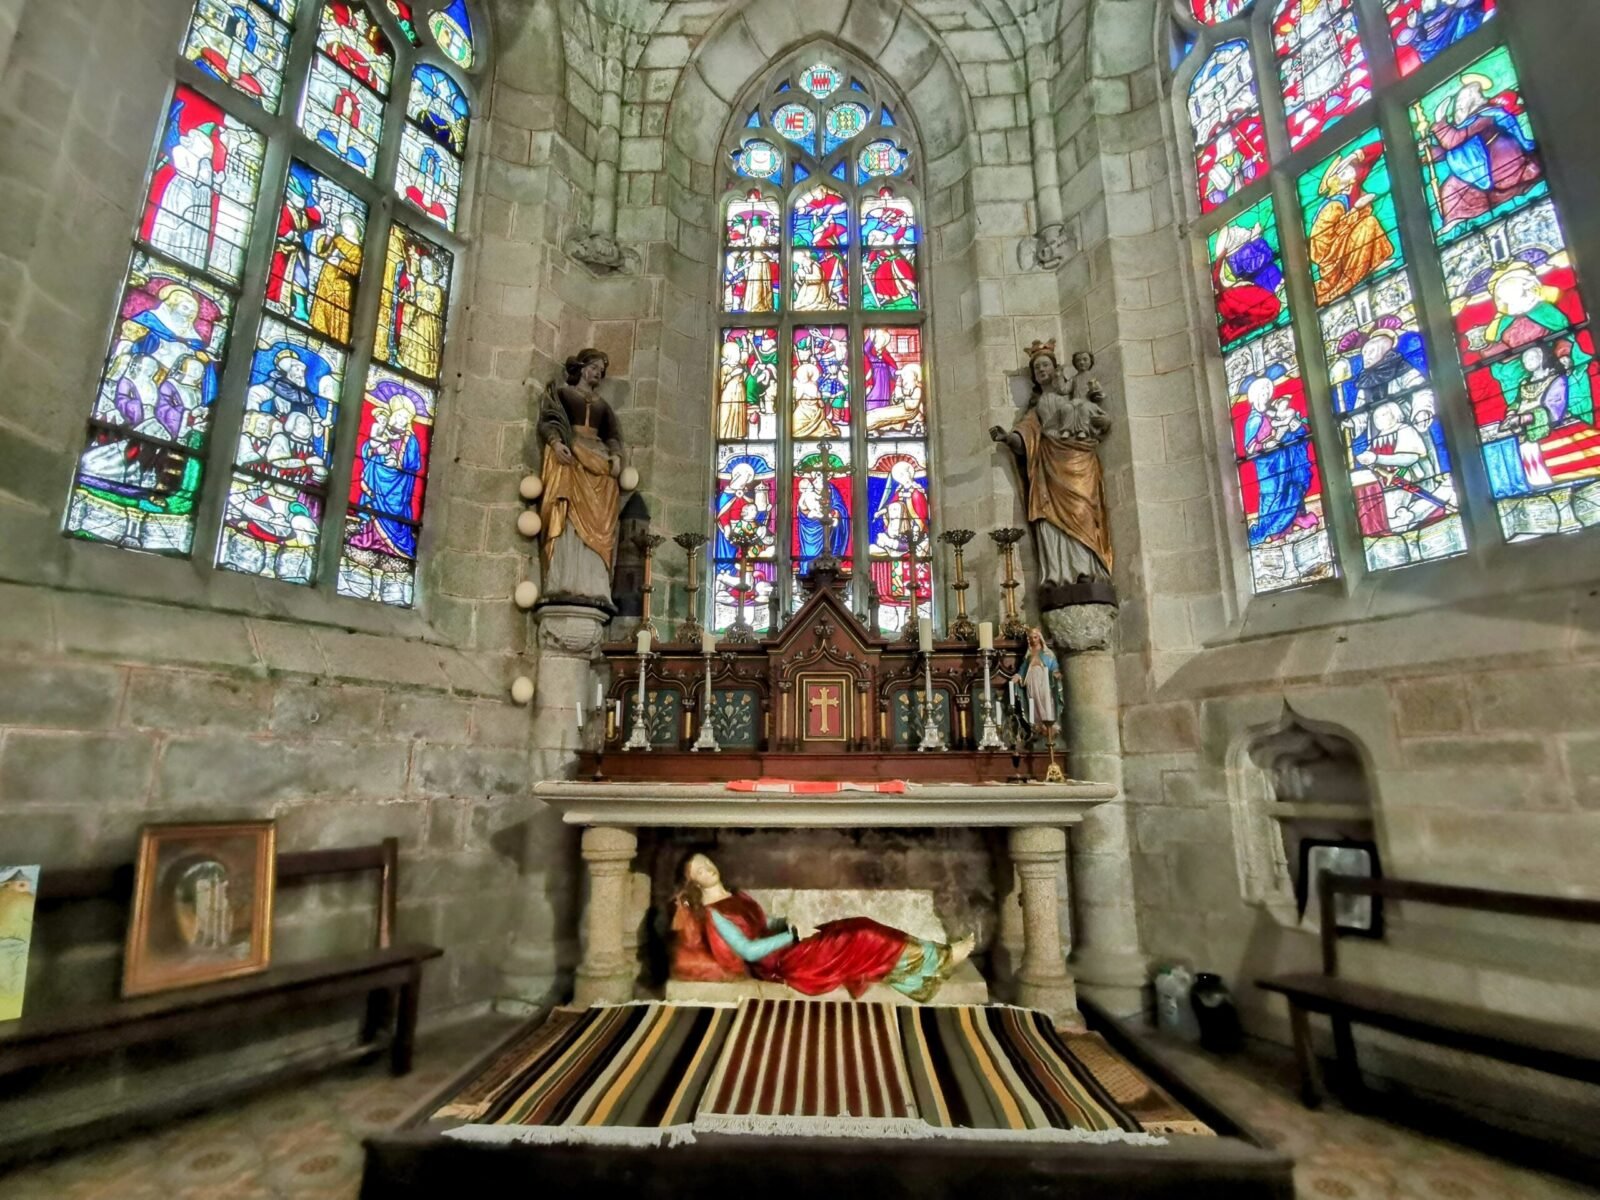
[950,934,976,967]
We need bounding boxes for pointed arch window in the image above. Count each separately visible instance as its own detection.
[1177,0,1597,595]
[66,0,486,609]
[712,58,930,635]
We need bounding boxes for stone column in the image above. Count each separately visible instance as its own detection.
[573,825,639,1006]
[1045,605,1147,1016]
[1009,826,1079,1025]
[503,604,608,1005]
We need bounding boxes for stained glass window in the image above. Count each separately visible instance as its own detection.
[713,58,928,633]
[399,63,470,228]
[1186,0,1589,589]
[298,2,394,178]
[1188,41,1268,215]
[69,0,478,607]
[1191,0,1252,23]
[184,0,296,113]
[428,0,475,68]
[1272,0,1371,151]
[1385,0,1495,77]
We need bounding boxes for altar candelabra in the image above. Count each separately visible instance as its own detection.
[634,531,667,639]
[939,529,977,643]
[990,527,1028,640]
[724,525,762,644]
[898,532,924,645]
[809,440,844,576]
[976,621,1006,751]
[623,632,656,751]
[690,631,722,752]
[915,623,947,752]
[673,531,709,645]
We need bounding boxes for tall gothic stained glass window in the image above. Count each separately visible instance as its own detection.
[713,58,929,635]
[67,0,482,607]
[1182,0,1595,593]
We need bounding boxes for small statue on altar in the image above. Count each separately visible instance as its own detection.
[1023,627,1059,727]
[669,854,975,1001]
[536,349,627,608]
[990,341,1115,602]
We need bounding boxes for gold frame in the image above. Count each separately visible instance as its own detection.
[122,821,276,998]
[798,673,852,743]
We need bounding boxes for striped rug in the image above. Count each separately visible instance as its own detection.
[432,1000,1210,1143]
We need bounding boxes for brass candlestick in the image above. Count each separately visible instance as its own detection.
[898,534,923,644]
[990,527,1028,640]
[939,529,976,643]
[673,531,709,644]
[726,526,762,643]
[634,531,666,638]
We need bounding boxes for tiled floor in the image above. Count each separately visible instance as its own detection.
[2,1016,1596,1199]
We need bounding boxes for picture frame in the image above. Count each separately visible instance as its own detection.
[122,821,276,998]
[1296,837,1384,939]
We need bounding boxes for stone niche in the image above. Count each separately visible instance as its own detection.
[631,828,1003,985]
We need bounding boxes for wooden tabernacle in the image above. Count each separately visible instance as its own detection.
[589,562,1053,782]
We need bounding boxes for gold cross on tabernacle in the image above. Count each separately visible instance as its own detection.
[812,685,840,734]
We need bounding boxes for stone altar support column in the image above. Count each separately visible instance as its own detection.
[573,825,639,1006]
[1009,826,1079,1025]
[1046,604,1146,1016]
[502,604,609,1004]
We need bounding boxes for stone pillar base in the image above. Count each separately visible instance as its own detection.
[573,825,638,1007]
[1070,946,1150,1018]
[1009,826,1081,1026]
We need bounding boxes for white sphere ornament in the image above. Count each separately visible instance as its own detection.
[510,676,535,705]
[618,465,640,492]
[519,474,544,501]
[516,509,543,538]
[514,580,540,609]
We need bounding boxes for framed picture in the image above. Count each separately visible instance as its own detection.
[123,821,276,998]
[1297,838,1383,939]
[0,865,39,1021]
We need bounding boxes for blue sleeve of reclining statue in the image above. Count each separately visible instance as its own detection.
[709,908,796,962]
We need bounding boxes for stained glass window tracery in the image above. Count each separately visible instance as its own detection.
[714,57,929,634]
[68,0,480,607]
[1183,0,1588,592]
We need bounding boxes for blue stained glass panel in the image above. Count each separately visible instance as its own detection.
[409,63,470,156]
[429,0,475,68]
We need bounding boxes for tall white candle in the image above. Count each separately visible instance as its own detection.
[1028,696,1037,725]
[917,619,933,654]
[701,629,717,656]
[636,628,651,656]
[593,679,602,709]
[978,621,993,651]
[576,701,585,728]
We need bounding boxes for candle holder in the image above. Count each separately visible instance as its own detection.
[673,531,710,644]
[939,530,977,643]
[977,646,1006,750]
[691,642,722,753]
[623,649,655,751]
[990,527,1028,640]
[1042,722,1065,783]
[725,526,763,644]
[808,440,845,576]
[898,535,924,645]
[634,531,667,639]
[917,647,948,753]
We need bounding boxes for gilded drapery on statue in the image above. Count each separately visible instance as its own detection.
[537,349,624,608]
[991,341,1115,597]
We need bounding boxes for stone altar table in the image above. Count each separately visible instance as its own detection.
[535,780,1117,1024]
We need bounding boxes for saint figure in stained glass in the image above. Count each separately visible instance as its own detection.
[714,448,778,562]
[1302,133,1399,305]
[409,64,470,155]
[377,225,453,380]
[184,0,294,112]
[790,328,849,438]
[1412,49,1544,243]
[141,87,266,284]
[1209,199,1290,350]
[266,163,368,339]
[239,318,345,484]
[864,327,924,435]
[1386,0,1495,77]
[792,445,852,563]
[717,329,779,440]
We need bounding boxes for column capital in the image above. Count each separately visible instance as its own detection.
[1008,825,1066,862]
[580,824,638,861]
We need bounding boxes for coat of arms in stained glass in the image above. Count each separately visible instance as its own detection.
[857,139,909,182]
[1272,0,1372,151]
[1385,0,1496,77]
[824,103,869,155]
[1188,41,1267,214]
[429,0,475,68]
[1411,46,1546,245]
[772,103,817,152]
[799,63,842,100]
[140,87,267,285]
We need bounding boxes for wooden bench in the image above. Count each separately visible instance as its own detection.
[1258,872,1600,1109]
[0,838,442,1162]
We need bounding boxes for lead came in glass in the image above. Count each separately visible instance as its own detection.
[1385,0,1496,77]
[184,0,295,113]
[1272,0,1371,151]
[265,163,368,344]
[1189,41,1267,214]
[717,328,780,441]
